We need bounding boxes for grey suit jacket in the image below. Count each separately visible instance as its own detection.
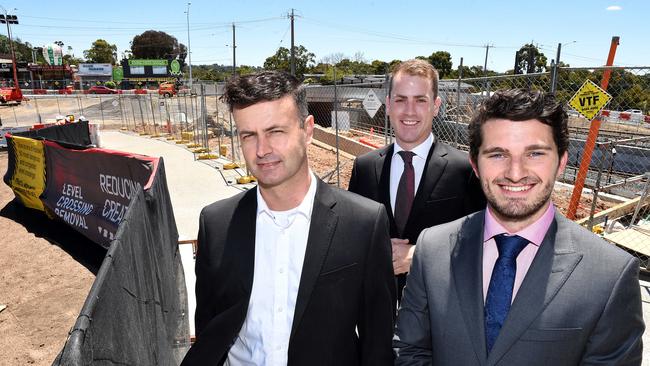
[394,210,644,366]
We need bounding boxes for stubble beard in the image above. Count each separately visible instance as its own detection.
[483,179,555,221]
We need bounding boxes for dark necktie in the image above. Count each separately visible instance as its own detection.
[484,234,529,354]
[394,151,415,236]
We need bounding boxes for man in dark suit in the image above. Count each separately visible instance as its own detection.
[181,71,396,366]
[394,88,644,365]
[348,59,484,299]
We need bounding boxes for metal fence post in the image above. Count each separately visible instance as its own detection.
[34,97,42,124]
[99,95,105,127]
[587,144,607,230]
[334,67,340,188]
[455,57,464,148]
[149,93,157,136]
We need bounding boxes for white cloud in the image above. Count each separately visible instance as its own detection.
[606,5,622,11]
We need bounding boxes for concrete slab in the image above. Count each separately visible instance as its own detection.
[99,130,245,240]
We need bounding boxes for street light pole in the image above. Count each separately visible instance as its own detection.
[0,9,19,89]
[551,40,576,93]
[186,2,193,89]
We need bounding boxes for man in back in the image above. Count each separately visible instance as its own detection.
[348,59,485,300]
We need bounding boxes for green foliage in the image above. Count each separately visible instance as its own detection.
[63,54,84,66]
[370,60,389,74]
[84,39,117,64]
[516,44,548,73]
[130,30,186,67]
[263,45,315,78]
[104,81,117,89]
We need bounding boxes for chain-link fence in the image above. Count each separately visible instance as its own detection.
[308,66,650,265]
[2,67,648,264]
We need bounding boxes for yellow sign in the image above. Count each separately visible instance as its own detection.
[568,80,612,120]
[9,136,46,211]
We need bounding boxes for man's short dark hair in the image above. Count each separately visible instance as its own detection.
[222,71,308,125]
[468,88,569,162]
[389,59,439,100]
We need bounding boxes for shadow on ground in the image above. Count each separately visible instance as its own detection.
[0,199,106,274]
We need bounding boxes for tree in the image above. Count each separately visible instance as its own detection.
[63,54,84,66]
[371,60,389,74]
[515,44,548,73]
[263,45,315,78]
[130,30,187,66]
[427,51,453,78]
[83,39,117,64]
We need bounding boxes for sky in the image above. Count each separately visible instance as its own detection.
[3,0,648,73]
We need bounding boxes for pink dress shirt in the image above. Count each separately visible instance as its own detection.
[482,203,556,302]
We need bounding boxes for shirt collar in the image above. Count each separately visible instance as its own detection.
[256,171,317,222]
[393,133,434,159]
[483,203,556,247]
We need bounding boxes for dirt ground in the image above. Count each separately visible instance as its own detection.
[0,151,105,365]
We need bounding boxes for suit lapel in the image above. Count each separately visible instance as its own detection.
[487,213,583,365]
[452,212,488,366]
[290,180,339,339]
[231,188,258,297]
[376,145,395,230]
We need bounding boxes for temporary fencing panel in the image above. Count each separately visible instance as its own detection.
[54,160,190,365]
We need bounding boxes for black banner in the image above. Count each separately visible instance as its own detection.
[54,160,190,365]
[41,141,158,248]
[15,121,92,147]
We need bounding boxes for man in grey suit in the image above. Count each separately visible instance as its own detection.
[394,88,644,365]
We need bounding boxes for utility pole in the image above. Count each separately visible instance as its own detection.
[232,23,236,76]
[483,44,490,77]
[0,11,19,90]
[186,2,193,89]
[482,44,490,96]
[290,8,295,76]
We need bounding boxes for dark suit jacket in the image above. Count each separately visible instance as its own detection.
[181,179,396,366]
[394,211,645,366]
[347,141,485,245]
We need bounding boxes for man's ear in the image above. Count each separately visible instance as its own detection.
[557,151,568,177]
[469,156,480,178]
[385,95,391,114]
[432,96,442,117]
[304,115,315,145]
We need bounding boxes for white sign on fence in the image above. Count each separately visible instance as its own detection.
[363,89,382,118]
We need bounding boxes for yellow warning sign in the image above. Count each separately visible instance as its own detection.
[568,80,612,120]
[9,136,46,211]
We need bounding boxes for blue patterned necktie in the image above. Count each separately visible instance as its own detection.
[484,234,529,354]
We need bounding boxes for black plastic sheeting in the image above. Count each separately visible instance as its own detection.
[53,159,190,365]
[14,121,93,147]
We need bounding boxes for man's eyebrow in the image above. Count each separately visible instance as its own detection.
[480,144,554,154]
[480,146,506,154]
[392,93,429,99]
[525,144,553,151]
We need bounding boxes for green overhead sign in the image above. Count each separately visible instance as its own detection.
[128,59,168,66]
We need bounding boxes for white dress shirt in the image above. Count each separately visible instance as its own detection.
[389,133,434,215]
[226,172,317,366]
